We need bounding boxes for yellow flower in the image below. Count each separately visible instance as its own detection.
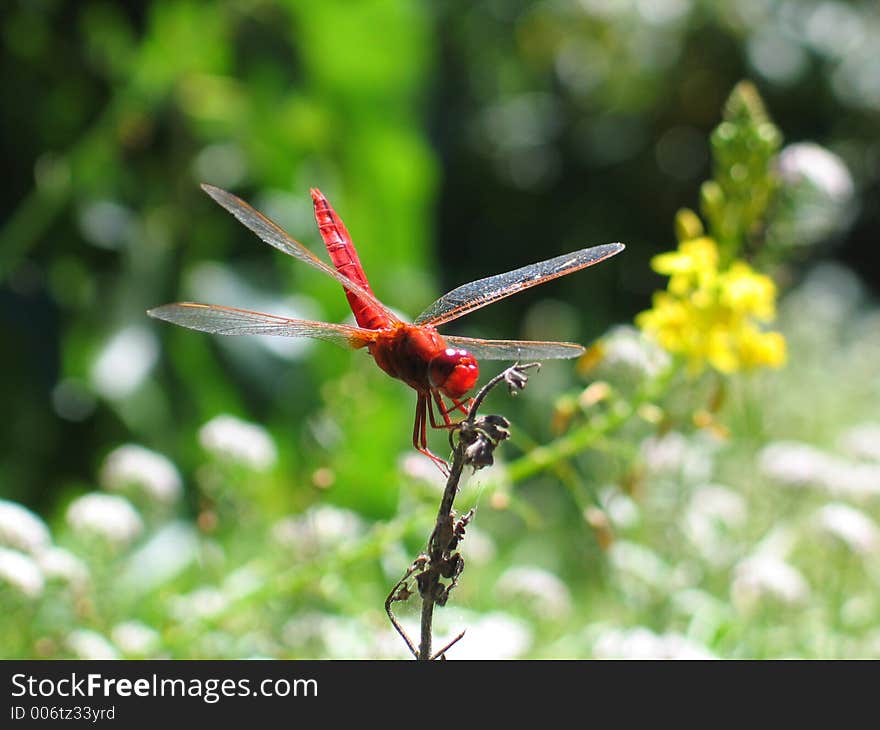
[651,237,719,297]
[637,236,786,375]
[706,325,739,374]
[736,327,786,369]
[719,263,777,321]
[651,237,719,276]
[635,292,690,352]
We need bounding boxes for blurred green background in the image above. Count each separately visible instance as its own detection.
[1,0,879,659]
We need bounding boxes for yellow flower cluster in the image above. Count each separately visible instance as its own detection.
[636,237,786,374]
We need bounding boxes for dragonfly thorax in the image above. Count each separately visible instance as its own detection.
[429,347,479,398]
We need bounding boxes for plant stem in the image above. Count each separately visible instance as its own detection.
[389,363,539,660]
[418,432,467,660]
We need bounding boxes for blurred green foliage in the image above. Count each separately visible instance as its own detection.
[1,0,879,658]
[702,81,782,261]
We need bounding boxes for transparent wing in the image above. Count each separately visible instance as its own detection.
[147,302,376,349]
[201,184,402,326]
[415,242,625,327]
[444,334,584,360]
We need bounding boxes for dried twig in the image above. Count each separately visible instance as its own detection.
[385,362,540,660]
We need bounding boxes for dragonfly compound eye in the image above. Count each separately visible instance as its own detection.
[429,348,479,398]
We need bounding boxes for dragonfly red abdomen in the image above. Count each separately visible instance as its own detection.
[311,188,389,332]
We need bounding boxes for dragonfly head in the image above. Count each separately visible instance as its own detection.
[429,347,479,398]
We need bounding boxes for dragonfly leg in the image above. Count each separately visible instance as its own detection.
[429,390,461,429]
[429,391,473,428]
[414,393,450,474]
[412,395,425,450]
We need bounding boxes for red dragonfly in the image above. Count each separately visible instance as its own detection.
[148,185,624,469]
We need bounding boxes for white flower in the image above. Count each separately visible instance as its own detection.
[399,452,448,489]
[282,613,377,659]
[90,326,158,400]
[641,431,688,474]
[192,143,247,189]
[778,142,854,201]
[758,441,834,488]
[281,611,333,649]
[371,609,533,660]
[839,424,880,463]
[223,567,263,601]
[100,444,182,504]
[592,627,715,659]
[77,199,134,250]
[451,612,533,660]
[599,486,640,529]
[171,587,228,621]
[596,325,671,380]
[0,500,51,555]
[684,484,748,566]
[66,493,143,546]
[783,264,862,330]
[111,621,160,656]
[815,503,880,556]
[271,505,364,555]
[120,522,198,595]
[690,484,747,525]
[312,617,371,659]
[66,629,119,659]
[608,540,671,590]
[774,143,855,247]
[752,524,800,560]
[496,566,573,620]
[759,441,880,500]
[823,462,880,500]
[36,547,89,590]
[461,525,497,566]
[640,431,714,483]
[373,622,419,660]
[731,554,810,609]
[199,414,277,470]
[0,547,44,599]
[379,540,414,581]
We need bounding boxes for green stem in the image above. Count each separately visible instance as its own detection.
[506,366,676,484]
